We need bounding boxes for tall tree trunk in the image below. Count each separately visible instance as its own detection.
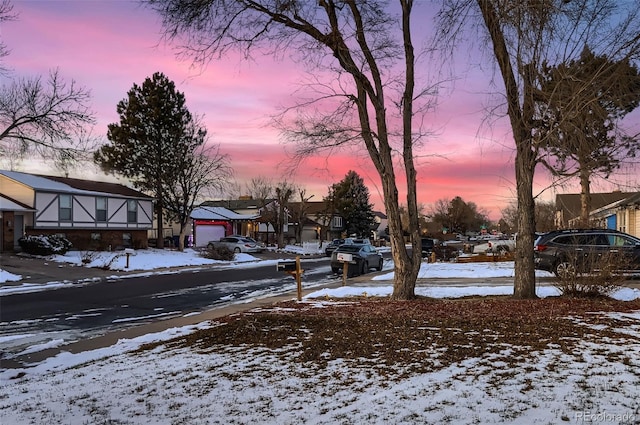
[478,0,537,299]
[514,154,537,299]
[178,223,187,252]
[384,162,419,300]
[579,169,592,227]
[156,196,164,249]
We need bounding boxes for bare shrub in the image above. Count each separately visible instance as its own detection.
[554,251,631,298]
[97,252,124,270]
[201,245,234,261]
[79,250,99,264]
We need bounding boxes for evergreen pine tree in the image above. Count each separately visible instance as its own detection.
[94,72,195,249]
[326,170,376,238]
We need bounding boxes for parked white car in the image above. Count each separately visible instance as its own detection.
[207,236,263,253]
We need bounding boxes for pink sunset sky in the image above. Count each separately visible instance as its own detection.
[2,1,637,221]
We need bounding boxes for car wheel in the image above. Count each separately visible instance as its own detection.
[554,259,577,279]
[376,258,383,271]
[360,261,367,275]
[234,247,241,253]
[331,267,339,273]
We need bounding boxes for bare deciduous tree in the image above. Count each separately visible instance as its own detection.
[148,0,429,299]
[165,138,233,251]
[438,0,640,298]
[274,182,294,248]
[501,199,556,233]
[292,188,313,244]
[0,69,95,171]
[0,0,17,76]
[1,1,95,171]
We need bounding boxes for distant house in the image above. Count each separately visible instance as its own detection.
[190,205,259,247]
[588,192,640,238]
[372,211,388,241]
[288,201,347,242]
[287,201,386,243]
[197,197,387,245]
[0,170,153,251]
[555,192,634,229]
[201,198,287,245]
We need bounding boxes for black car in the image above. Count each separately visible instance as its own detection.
[324,238,354,257]
[330,243,384,276]
[533,229,640,277]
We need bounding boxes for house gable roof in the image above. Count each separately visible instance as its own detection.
[201,199,272,211]
[191,206,259,221]
[555,192,634,222]
[0,170,152,199]
[589,192,640,217]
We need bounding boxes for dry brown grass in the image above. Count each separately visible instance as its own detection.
[139,296,640,378]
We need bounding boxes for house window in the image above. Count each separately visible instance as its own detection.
[96,197,107,222]
[59,195,72,221]
[122,233,132,247]
[127,200,137,223]
[332,216,343,228]
[91,233,101,241]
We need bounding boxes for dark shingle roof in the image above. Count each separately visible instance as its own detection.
[42,175,153,199]
[556,192,634,223]
[201,199,271,210]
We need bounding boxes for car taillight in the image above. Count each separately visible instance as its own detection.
[534,244,547,252]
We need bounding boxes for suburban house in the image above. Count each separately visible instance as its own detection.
[587,192,640,238]
[554,192,635,229]
[200,198,288,245]
[286,200,377,243]
[197,198,352,245]
[190,205,259,248]
[0,170,153,251]
[372,211,388,241]
[554,191,640,239]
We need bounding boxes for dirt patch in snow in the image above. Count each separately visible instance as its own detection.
[139,296,640,378]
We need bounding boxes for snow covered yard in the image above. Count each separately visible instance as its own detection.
[1,249,640,424]
[2,294,639,424]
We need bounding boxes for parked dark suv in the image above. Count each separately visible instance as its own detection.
[533,229,640,277]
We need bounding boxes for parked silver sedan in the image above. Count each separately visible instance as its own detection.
[207,236,262,253]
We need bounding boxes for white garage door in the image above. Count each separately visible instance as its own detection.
[195,225,226,247]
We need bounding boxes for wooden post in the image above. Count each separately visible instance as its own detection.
[342,261,349,286]
[295,256,302,301]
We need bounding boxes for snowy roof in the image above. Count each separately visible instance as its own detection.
[0,170,151,199]
[191,206,259,221]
